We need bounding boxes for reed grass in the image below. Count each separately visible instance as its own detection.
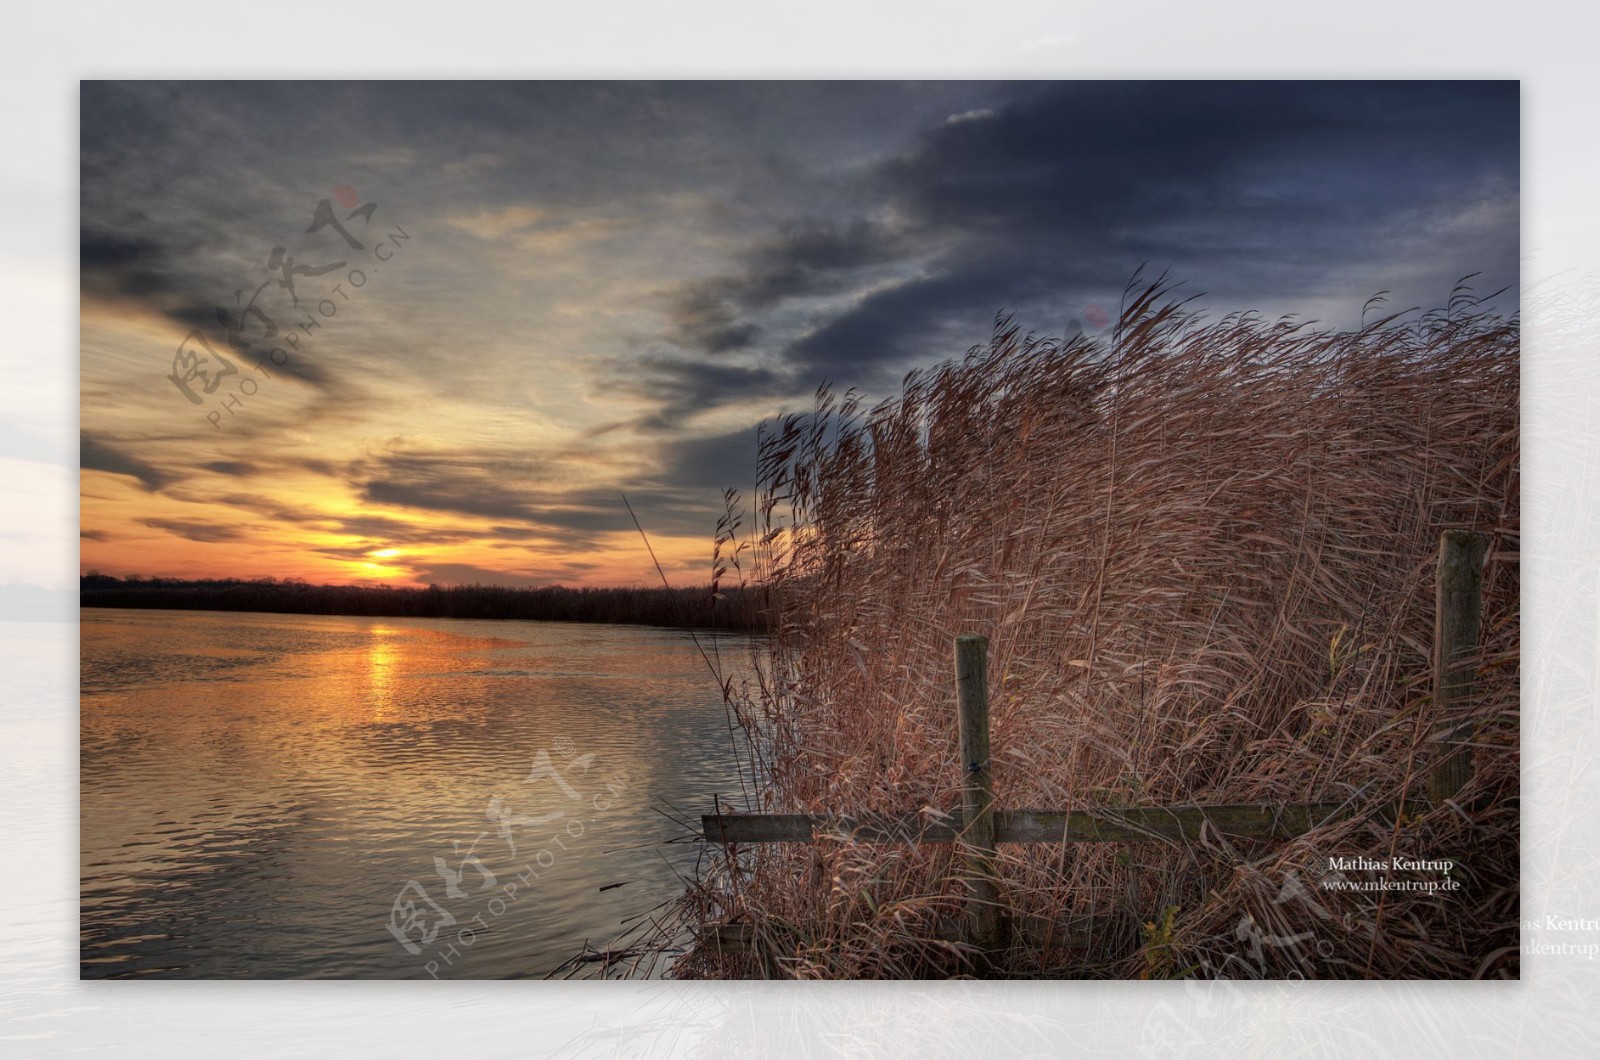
[670,276,1518,979]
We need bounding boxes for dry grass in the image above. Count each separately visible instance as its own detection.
[670,276,1518,979]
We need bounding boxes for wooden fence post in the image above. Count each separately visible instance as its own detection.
[1427,529,1489,808]
[955,634,1005,959]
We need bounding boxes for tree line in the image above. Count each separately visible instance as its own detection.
[79,574,769,631]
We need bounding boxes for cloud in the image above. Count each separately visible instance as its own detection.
[406,561,596,588]
[446,204,545,240]
[441,151,501,179]
[158,303,343,393]
[330,514,478,544]
[309,544,390,561]
[767,81,1518,375]
[206,492,322,524]
[80,432,178,491]
[669,288,765,354]
[362,478,536,523]
[654,425,762,493]
[350,447,638,541]
[782,268,1019,375]
[140,518,244,543]
[344,439,746,545]
[945,108,996,124]
[201,460,259,477]
[666,219,917,354]
[490,525,545,540]
[607,356,788,432]
[79,231,177,298]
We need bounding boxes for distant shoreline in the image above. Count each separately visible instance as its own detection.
[79,575,768,633]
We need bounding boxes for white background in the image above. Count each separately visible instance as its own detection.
[2,1,1596,1055]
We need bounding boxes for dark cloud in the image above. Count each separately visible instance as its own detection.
[658,81,1519,383]
[654,425,762,493]
[171,489,487,547]
[406,561,599,588]
[669,289,765,354]
[140,518,244,543]
[612,357,787,432]
[785,264,1043,376]
[78,230,346,400]
[80,529,111,542]
[883,81,1511,236]
[331,515,477,544]
[79,231,173,298]
[309,544,384,561]
[158,303,342,392]
[80,432,178,491]
[351,449,637,542]
[346,443,741,545]
[80,231,160,269]
[209,492,320,524]
[201,460,259,477]
[362,478,533,523]
[669,219,914,354]
[490,525,544,540]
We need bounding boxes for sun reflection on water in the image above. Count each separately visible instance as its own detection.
[366,625,400,721]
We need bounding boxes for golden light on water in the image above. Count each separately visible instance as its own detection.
[366,625,399,720]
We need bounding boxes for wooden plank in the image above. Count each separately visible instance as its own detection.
[702,801,1371,845]
[1428,529,1488,807]
[699,812,960,843]
[955,634,1003,954]
[702,812,817,843]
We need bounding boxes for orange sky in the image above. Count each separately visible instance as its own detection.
[79,276,750,588]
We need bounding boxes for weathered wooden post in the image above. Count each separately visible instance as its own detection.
[955,634,1005,960]
[1427,529,1489,807]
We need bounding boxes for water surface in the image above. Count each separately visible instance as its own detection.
[80,609,757,979]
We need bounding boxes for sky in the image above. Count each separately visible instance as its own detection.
[78,80,1520,589]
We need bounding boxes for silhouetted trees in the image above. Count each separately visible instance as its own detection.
[79,574,769,631]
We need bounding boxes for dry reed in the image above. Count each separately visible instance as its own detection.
[670,275,1518,979]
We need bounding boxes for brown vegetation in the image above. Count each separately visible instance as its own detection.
[671,277,1519,979]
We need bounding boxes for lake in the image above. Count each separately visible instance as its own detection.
[80,608,758,979]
